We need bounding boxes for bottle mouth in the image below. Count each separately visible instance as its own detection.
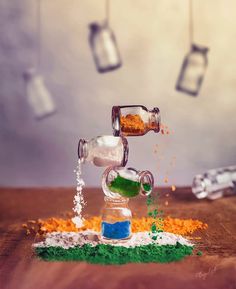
[78,139,87,163]
[139,170,154,196]
[112,106,121,136]
[192,175,208,199]
[104,196,129,203]
[191,43,209,53]
[89,22,102,31]
[150,107,161,133]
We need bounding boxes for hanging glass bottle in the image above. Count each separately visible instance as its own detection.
[176,0,209,96]
[112,105,160,136]
[78,135,129,167]
[23,69,56,119]
[192,166,236,200]
[176,44,208,96]
[89,0,122,73]
[23,0,56,119]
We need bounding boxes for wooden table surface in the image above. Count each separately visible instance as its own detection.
[0,187,236,289]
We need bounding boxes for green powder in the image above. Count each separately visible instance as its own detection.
[36,243,193,264]
[108,175,151,198]
[147,194,164,239]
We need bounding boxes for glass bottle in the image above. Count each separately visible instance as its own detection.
[102,166,154,199]
[23,69,56,120]
[112,105,161,136]
[176,44,209,96]
[78,135,128,167]
[89,22,122,73]
[192,166,236,200]
[101,196,132,241]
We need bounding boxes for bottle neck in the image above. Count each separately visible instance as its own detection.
[78,139,88,162]
[148,107,160,133]
[191,44,209,54]
[104,196,129,206]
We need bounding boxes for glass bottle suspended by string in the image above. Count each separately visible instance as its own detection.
[176,0,209,96]
[23,0,56,119]
[192,166,236,200]
[89,0,122,73]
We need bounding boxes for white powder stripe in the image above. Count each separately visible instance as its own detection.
[33,231,193,250]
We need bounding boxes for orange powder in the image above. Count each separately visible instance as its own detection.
[23,216,207,237]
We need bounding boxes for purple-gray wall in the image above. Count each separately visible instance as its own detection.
[0,0,235,187]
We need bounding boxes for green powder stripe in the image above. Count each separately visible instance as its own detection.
[35,243,193,264]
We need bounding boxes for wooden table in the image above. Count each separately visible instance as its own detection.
[0,187,236,289]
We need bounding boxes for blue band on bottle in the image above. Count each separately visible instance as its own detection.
[102,221,131,239]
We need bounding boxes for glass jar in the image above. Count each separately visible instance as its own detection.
[176,44,209,96]
[101,197,132,241]
[112,105,161,136]
[78,135,128,167]
[102,166,154,199]
[23,69,56,120]
[89,22,122,73]
[192,166,236,200]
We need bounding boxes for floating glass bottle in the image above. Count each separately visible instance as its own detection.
[23,69,56,119]
[192,166,236,200]
[101,197,132,241]
[176,44,209,96]
[112,105,161,137]
[89,22,122,73]
[102,166,154,199]
[78,136,128,167]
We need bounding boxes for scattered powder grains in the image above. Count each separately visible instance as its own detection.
[23,216,208,236]
[34,231,194,264]
[36,243,193,264]
[28,215,207,264]
[72,160,86,228]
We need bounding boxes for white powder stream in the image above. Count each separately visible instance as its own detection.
[34,230,193,249]
[72,160,86,228]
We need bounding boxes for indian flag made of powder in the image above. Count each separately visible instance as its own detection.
[33,230,194,264]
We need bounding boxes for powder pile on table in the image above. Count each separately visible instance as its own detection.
[34,230,194,264]
[23,216,207,237]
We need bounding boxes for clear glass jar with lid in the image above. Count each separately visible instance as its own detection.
[176,44,209,96]
[89,22,122,73]
[112,105,161,136]
[102,166,154,199]
[192,166,236,200]
[101,196,132,241]
[78,135,128,167]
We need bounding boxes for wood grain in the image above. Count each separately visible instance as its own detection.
[0,187,236,289]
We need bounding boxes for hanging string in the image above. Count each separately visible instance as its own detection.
[189,0,194,47]
[105,0,110,26]
[36,0,42,70]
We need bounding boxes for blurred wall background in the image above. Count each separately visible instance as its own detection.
[0,0,235,187]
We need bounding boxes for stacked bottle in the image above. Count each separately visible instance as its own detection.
[77,105,160,242]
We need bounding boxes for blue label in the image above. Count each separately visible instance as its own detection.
[102,221,131,239]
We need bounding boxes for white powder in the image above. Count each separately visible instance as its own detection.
[34,230,193,250]
[72,160,86,228]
